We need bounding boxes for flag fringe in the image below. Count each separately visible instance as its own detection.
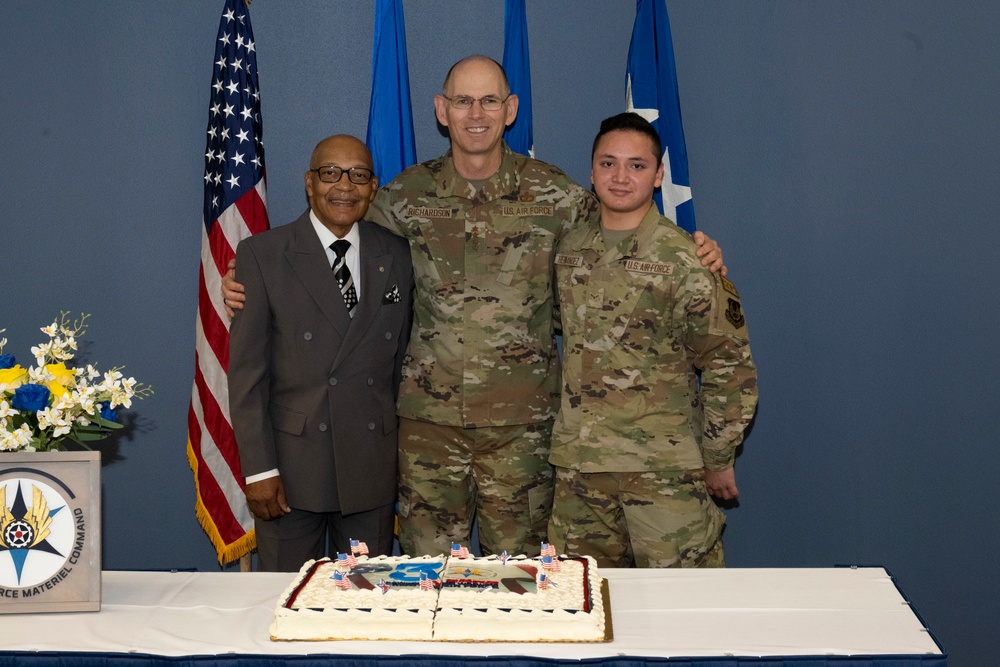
[187,438,256,565]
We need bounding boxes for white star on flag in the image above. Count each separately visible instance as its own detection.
[626,73,692,226]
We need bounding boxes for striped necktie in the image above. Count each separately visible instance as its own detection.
[330,239,358,318]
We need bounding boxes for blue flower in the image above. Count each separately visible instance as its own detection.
[0,354,15,369]
[12,383,51,412]
[99,402,118,423]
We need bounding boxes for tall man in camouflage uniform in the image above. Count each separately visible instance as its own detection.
[366,56,597,557]
[548,113,757,568]
[223,57,726,559]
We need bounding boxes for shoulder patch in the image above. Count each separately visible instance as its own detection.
[725,298,746,329]
[721,276,740,298]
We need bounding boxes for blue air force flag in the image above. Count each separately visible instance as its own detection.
[502,0,534,158]
[626,0,696,233]
[366,0,417,185]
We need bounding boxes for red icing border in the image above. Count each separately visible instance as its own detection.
[283,559,325,609]
[572,557,592,613]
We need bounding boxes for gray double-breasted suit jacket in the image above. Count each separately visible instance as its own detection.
[229,211,413,515]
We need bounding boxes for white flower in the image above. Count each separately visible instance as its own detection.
[27,365,51,383]
[0,431,19,451]
[52,393,77,412]
[0,423,36,452]
[72,388,98,416]
[40,322,58,337]
[109,387,133,409]
[38,406,72,439]
[31,342,53,366]
[0,399,15,420]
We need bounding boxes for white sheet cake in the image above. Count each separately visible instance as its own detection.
[270,553,607,642]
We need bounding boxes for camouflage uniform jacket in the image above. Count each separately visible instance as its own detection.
[549,204,757,473]
[369,142,598,428]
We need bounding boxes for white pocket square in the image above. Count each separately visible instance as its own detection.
[382,285,401,304]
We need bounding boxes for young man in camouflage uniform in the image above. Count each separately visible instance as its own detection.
[548,113,758,568]
[224,58,726,559]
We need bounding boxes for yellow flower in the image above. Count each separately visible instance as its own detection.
[0,365,28,392]
[45,363,75,398]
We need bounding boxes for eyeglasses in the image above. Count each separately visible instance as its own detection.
[310,165,375,185]
[441,94,510,111]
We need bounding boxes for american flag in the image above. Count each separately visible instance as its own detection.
[541,555,562,572]
[540,542,556,558]
[332,571,352,591]
[377,579,391,595]
[419,573,435,591]
[338,552,359,569]
[187,0,269,564]
[498,550,510,565]
[451,543,470,559]
[537,572,548,590]
[350,539,369,556]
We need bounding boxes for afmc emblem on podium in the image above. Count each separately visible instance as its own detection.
[0,450,101,613]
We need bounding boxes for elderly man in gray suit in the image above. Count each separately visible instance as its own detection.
[229,134,414,572]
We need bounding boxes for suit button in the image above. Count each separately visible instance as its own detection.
[303,332,313,341]
[329,377,337,386]
[385,331,392,340]
[367,378,374,386]
[368,422,376,431]
[318,423,328,432]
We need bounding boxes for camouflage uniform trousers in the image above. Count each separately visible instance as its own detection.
[396,417,554,557]
[548,466,726,568]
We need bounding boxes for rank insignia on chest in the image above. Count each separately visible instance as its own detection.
[726,298,746,329]
[554,253,583,267]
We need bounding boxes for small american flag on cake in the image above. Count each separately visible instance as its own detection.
[541,554,562,572]
[332,570,351,590]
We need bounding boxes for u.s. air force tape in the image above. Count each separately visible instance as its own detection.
[623,259,674,275]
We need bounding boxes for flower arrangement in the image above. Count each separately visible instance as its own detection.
[0,312,152,452]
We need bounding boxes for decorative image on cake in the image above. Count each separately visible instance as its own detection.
[270,542,611,642]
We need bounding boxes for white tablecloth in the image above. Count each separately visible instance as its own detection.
[1,567,942,660]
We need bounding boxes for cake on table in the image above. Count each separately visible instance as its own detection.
[270,542,609,642]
